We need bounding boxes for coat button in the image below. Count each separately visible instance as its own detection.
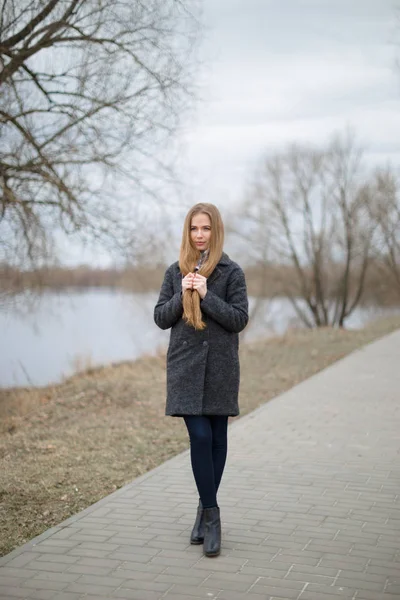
[203,341,208,346]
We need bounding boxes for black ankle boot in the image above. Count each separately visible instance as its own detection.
[203,506,221,557]
[190,500,205,544]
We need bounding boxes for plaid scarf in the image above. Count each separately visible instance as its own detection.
[194,249,209,273]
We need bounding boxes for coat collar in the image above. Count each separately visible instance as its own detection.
[218,252,231,266]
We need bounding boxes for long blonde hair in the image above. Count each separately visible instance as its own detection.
[179,203,224,330]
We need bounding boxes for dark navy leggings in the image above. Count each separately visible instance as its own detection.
[183,415,228,509]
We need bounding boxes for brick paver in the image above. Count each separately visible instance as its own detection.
[1,330,400,600]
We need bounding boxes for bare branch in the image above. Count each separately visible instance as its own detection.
[0,0,60,48]
[0,0,202,274]
[236,131,377,328]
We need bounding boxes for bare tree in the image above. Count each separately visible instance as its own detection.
[227,188,277,337]
[0,0,201,270]
[367,167,400,297]
[237,131,376,328]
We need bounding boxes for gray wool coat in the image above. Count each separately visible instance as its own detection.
[154,252,249,417]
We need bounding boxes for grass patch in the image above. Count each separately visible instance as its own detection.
[1,315,400,556]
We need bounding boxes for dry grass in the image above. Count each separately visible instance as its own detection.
[1,315,400,557]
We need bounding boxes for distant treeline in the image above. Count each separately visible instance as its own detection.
[0,261,398,307]
[0,264,166,294]
[244,262,399,307]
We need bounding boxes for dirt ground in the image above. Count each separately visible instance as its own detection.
[1,315,400,557]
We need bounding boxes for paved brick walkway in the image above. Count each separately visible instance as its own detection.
[1,330,400,600]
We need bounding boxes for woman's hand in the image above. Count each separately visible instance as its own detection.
[182,273,195,293]
[192,273,207,299]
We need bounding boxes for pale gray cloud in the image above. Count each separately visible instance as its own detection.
[59,1,400,264]
[180,0,399,211]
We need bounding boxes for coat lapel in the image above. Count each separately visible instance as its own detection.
[207,266,222,286]
[208,252,229,285]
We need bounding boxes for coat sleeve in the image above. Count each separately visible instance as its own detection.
[154,266,183,330]
[200,266,249,333]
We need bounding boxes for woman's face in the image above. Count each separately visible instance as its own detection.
[190,212,211,251]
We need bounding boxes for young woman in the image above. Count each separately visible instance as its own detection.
[154,203,248,557]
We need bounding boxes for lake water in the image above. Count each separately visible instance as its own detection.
[0,290,398,388]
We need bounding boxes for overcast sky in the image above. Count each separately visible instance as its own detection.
[180,0,399,211]
[61,0,399,265]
